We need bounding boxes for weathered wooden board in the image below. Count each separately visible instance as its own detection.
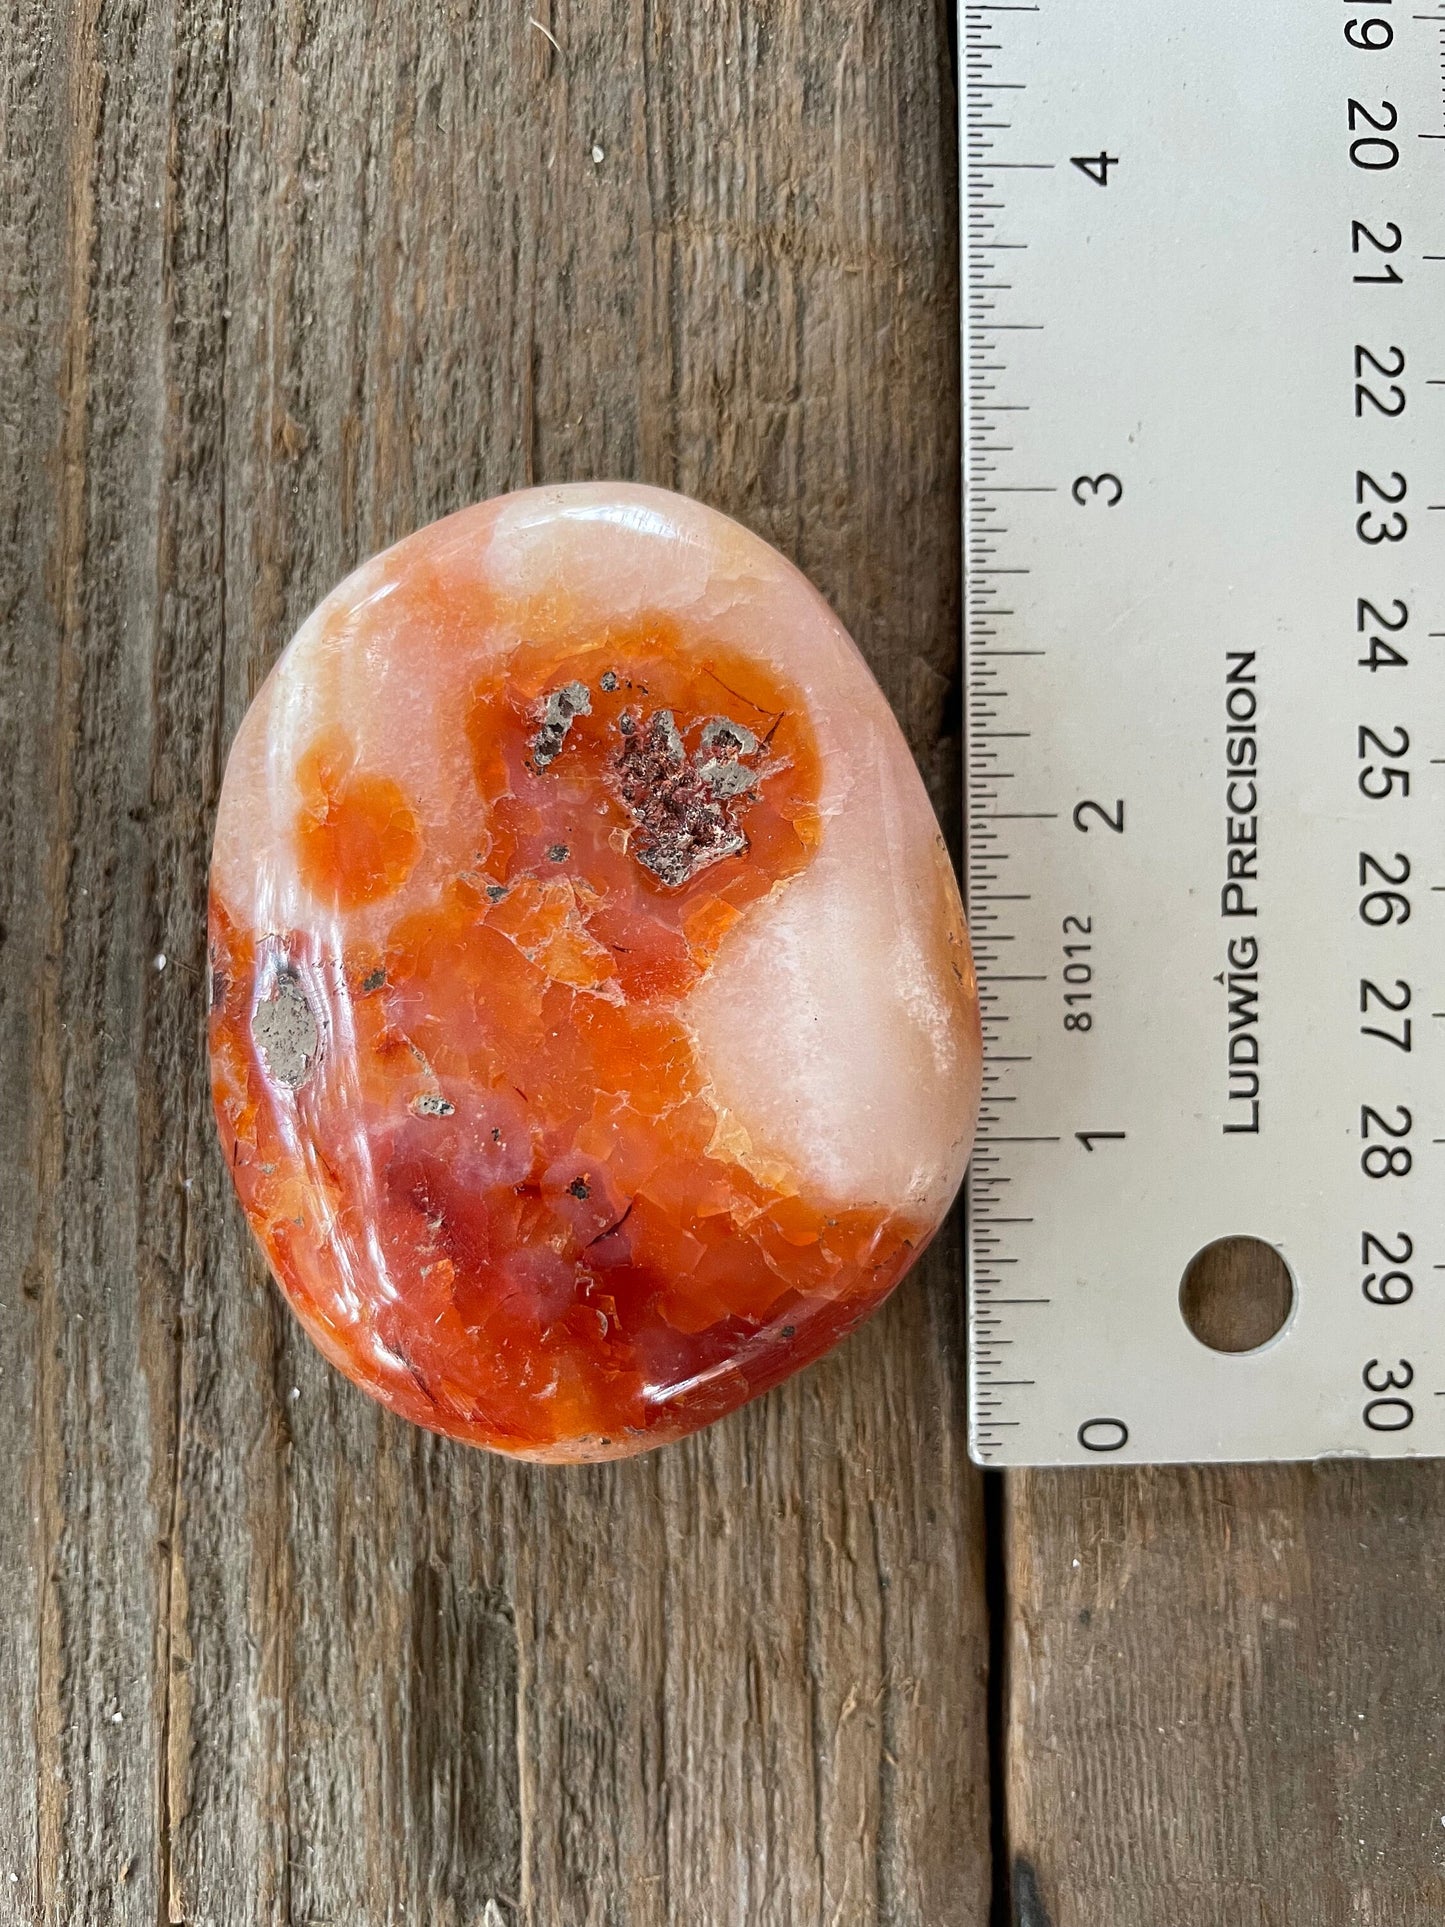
[23,3,1445,1923]
[1004,1459,1445,1927]
[1,3,987,1923]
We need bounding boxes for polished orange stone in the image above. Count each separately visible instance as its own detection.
[209,485,980,1459]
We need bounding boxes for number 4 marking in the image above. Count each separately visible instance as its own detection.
[1071,151,1119,187]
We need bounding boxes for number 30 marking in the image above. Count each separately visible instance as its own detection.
[1072,472,1124,507]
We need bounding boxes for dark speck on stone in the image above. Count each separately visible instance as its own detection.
[548,843,569,863]
[781,1325,796,1339]
[698,759,755,800]
[698,715,761,799]
[491,1127,502,1143]
[361,967,386,993]
[486,883,509,902]
[568,1176,591,1199]
[600,669,618,692]
[618,710,636,736]
[701,716,759,758]
[532,679,591,769]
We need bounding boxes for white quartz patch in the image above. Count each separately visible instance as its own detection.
[686,759,976,1219]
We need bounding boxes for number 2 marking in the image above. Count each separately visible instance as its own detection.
[1073,798,1125,833]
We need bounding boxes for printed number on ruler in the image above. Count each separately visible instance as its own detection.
[962,0,1445,1465]
[1343,0,1442,1443]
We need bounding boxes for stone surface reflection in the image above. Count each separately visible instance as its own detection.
[209,485,980,1458]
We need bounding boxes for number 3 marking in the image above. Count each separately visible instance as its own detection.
[1072,473,1124,507]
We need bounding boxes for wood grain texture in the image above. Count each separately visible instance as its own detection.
[1005,1462,1445,1927]
[1,4,987,1923]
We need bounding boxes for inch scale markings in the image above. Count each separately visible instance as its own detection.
[962,5,1057,1467]
[963,0,1445,1464]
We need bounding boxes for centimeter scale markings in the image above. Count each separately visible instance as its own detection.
[962,0,1445,1463]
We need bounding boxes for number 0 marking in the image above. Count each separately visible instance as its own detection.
[1078,1418,1129,1452]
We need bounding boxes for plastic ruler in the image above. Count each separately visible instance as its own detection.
[962,0,1445,1463]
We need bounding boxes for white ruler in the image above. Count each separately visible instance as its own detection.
[962,0,1445,1463]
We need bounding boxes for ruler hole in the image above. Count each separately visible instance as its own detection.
[1179,1236,1295,1354]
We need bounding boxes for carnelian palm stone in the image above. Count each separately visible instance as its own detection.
[209,484,981,1460]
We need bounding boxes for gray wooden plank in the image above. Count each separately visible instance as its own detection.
[1006,1460,1445,1926]
[3,2,988,1923]
[19,3,190,1921]
[0,2,71,1917]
